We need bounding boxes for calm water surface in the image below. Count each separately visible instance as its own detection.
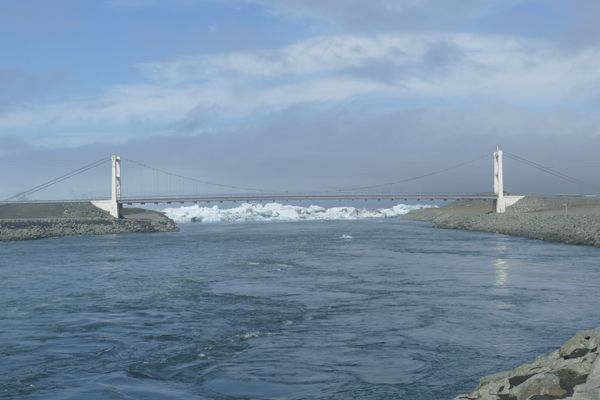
[1,219,600,399]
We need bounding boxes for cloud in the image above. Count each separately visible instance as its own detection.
[0,69,40,110]
[4,0,600,200]
[138,32,600,106]
[108,0,158,6]
[107,0,190,7]
[3,32,600,142]
[3,102,600,200]
[0,136,35,157]
[245,0,510,32]
[3,26,600,150]
[246,0,600,53]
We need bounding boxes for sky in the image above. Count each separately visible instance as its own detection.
[2,0,600,199]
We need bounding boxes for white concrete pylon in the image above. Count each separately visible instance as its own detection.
[110,155,122,218]
[91,155,122,218]
[493,146,506,213]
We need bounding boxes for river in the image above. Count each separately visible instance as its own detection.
[1,217,599,399]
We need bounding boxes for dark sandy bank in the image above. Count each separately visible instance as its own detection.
[0,202,178,241]
[405,196,600,247]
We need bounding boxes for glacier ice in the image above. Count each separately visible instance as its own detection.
[163,202,433,224]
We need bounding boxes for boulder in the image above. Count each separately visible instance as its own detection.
[457,328,600,400]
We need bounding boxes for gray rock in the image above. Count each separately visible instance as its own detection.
[456,328,600,400]
[571,350,600,399]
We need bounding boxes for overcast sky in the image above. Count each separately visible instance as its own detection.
[2,0,600,199]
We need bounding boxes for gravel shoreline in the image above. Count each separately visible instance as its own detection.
[0,202,178,241]
[405,196,600,247]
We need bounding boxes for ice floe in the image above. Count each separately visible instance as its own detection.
[163,202,433,223]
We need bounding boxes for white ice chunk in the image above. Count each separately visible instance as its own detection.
[163,202,434,224]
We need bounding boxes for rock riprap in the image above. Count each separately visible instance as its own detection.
[405,196,600,247]
[457,328,600,400]
[0,202,178,241]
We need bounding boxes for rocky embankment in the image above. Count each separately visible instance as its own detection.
[457,328,600,400]
[0,202,178,241]
[405,196,600,247]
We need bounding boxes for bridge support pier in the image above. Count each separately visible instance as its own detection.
[494,146,506,213]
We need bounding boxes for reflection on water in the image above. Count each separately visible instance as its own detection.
[493,242,510,287]
[495,259,509,287]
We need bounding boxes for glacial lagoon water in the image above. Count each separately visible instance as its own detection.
[2,216,600,399]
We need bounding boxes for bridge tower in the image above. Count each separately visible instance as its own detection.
[493,146,506,213]
[91,154,121,218]
[110,155,122,218]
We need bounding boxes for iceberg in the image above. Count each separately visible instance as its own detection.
[163,202,434,224]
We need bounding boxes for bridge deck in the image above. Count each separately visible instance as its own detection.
[118,193,497,205]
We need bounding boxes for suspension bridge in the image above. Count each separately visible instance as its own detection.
[2,147,590,219]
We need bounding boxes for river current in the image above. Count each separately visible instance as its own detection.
[1,218,600,399]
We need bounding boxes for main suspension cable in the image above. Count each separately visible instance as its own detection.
[121,158,277,194]
[332,153,489,192]
[504,152,599,190]
[5,157,110,201]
